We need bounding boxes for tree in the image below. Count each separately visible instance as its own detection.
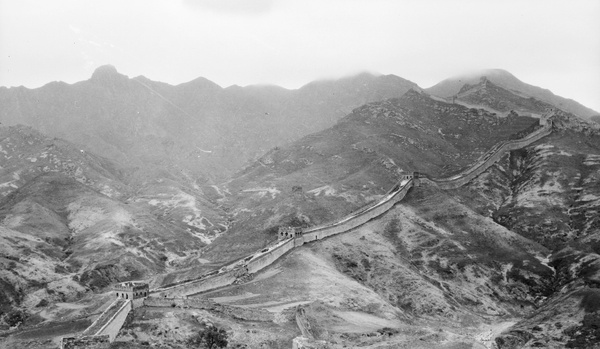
[188,326,228,349]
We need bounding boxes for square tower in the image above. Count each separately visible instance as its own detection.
[112,282,149,300]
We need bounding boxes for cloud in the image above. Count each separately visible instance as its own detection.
[182,0,273,15]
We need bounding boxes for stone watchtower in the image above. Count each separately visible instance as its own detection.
[292,186,304,200]
[539,108,554,126]
[278,226,303,241]
[397,171,420,186]
[278,226,305,247]
[113,282,149,308]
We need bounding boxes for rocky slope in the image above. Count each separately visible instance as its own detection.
[454,77,556,116]
[426,69,599,121]
[192,88,543,267]
[450,111,600,348]
[0,125,226,326]
[174,84,600,348]
[2,69,599,348]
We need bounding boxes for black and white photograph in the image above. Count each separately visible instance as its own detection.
[0,1,599,348]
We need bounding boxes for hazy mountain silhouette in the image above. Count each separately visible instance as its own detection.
[426,69,598,121]
[0,66,418,181]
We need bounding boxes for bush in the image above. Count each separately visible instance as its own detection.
[188,326,228,349]
[36,299,49,308]
[5,310,26,327]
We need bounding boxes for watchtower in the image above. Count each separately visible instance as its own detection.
[540,108,554,126]
[292,186,304,200]
[113,282,149,300]
[397,171,420,186]
[278,226,303,241]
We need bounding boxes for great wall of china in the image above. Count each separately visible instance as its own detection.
[61,112,554,348]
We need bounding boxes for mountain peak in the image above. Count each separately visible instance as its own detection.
[426,69,598,119]
[91,64,119,77]
[90,65,129,85]
[464,68,515,79]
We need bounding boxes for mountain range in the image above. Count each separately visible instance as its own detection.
[0,66,418,180]
[1,67,599,348]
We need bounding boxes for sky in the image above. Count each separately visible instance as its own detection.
[1,0,599,111]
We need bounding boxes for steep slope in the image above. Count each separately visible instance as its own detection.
[0,66,417,179]
[191,89,541,267]
[187,143,559,348]
[0,125,128,199]
[426,69,598,121]
[454,77,556,116]
[165,90,600,348]
[0,126,223,324]
[3,70,598,348]
[448,112,600,348]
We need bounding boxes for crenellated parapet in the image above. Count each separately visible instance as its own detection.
[278,226,303,241]
[113,281,149,301]
[147,116,553,300]
[397,171,422,186]
[539,107,555,126]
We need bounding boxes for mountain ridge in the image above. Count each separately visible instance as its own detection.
[0,65,418,180]
[2,67,600,348]
[426,69,599,121]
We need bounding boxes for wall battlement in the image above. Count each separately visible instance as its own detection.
[150,116,553,298]
[278,226,303,241]
[113,281,149,301]
[63,111,554,348]
[152,179,414,298]
[427,120,552,189]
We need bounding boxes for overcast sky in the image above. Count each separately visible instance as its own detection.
[1,0,599,111]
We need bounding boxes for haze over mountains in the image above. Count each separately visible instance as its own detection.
[1,67,600,348]
[0,65,418,180]
[426,69,599,121]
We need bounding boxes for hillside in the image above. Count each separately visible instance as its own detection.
[0,125,226,322]
[454,77,555,115]
[179,105,600,349]
[0,66,417,180]
[191,88,543,267]
[449,112,600,348]
[142,99,600,348]
[2,70,600,349]
[426,69,599,121]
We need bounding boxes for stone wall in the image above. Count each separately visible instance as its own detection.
[143,297,274,322]
[303,181,412,242]
[430,122,552,189]
[95,299,132,342]
[61,335,110,349]
[295,307,314,339]
[154,269,239,298]
[151,181,413,298]
[82,299,128,337]
[148,119,552,300]
[246,239,296,274]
